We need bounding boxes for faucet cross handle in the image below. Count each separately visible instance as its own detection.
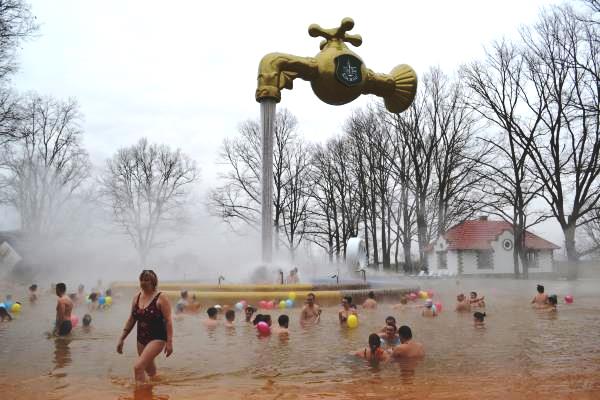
[308,17,362,49]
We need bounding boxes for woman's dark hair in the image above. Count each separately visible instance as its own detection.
[537,284,544,293]
[180,290,188,299]
[548,295,558,305]
[385,316,396,325]
[369,333,381,352]
[29,284,37,291]
[56,282,66,295]
[139,270,158,289]
[398,325,413,340]
[89,292,98,302]
[343,296,352,304]
[264,314,272,326]
[474,312,486,321]
[245,305,255,313]
[368,291,375,299]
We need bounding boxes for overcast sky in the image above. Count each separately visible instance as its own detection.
[9,0,570,250]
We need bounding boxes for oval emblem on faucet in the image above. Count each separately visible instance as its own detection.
[335,54,363,87]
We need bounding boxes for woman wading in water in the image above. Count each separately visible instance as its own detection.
[117,270,173,383]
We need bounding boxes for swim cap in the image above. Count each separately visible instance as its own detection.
[425,299,433,307]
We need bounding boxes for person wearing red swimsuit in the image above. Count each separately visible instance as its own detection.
[117,270,173,383]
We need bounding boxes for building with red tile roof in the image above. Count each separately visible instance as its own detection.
[425,216,560,276]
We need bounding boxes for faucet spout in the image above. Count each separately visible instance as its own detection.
[256,53,319,103]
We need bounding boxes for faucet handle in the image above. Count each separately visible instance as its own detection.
[308,17,362,49]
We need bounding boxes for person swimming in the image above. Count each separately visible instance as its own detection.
[300,293,321,326]
[355,333,389,363]
[455,293,471,312]
[380,316,397,334]
[362,291,377,309]
[469,291,485,307]
[224,309,235,327]
[422,299,437,317]
[244,305,256,322]
[29,284,38,303]
[273,314,289,335]
[0,306,12,321]
[542,295,558,312]
[175,290,189,314]
[53,283,74,336]
[339,296,353,324]
[88,292,99,311]
[390,326,425,359]
[379,324,400,347]
[83,314,92,327]
[531,284,549,307]
[203,307,219,327]
[473,311,486,327]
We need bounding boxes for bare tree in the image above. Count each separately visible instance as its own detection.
[463,40,548,276]
[0,94,90,236]
[517,5,600,277]
[101,138,198,266]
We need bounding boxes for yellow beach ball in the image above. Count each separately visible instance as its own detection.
[279,300,286,309]
[288,292,297,301]
[10,303,21,313]
[347,314,358,328]
[105,296,112,306]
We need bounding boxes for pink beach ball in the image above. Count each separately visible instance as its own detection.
[256,321,270,335]
[434,302,443,313]
[565,295,574,304]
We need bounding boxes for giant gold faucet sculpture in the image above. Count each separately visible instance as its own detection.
[256,17,417,113]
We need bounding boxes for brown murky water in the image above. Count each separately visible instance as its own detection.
[1,278,599,399]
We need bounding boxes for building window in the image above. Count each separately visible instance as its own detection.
[437,251,447,269]
[527,250,539,268]
[477,250,493,269]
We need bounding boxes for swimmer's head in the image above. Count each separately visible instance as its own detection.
[369,333,382,351]
[470,291,477,299]
[537,284,544,293]
[89,292,98,302]
[385,316,396,326]
[457,293,465,301]
[29,284,37,292]
[400,297,408,305]
[139,270,158,290]
[264,314,272,326]
[180,290,188,299]
[306,293,316,305]
[245,306,255,316]
[83,314,92,326]
[548,294,557,306]
[368,291,375,299]
[56,283,66,296]
[207,307,218,319]
[225,309,235,322]
[384,324,396,336]
[425,299,433,308]
[473,312,486,322]
[341,296,352,307]
[398,325,413,341]
[278,314,289,328]
[252,314,264,325]
[105,289,112,297]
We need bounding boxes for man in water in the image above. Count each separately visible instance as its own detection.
[391,325,425,358]
[379,323,400,348]
[531,284,549,307]
[53,283,73,336]
[362,291,377,309]
[455,293,471,312]
[273,314,289,335]
[224,309,236,327]
[244,305,256,322]
[300,293,321,326]
[203,306,219,327]
[469,291,485,307]
[379,316,397,334]
[29,284,38,303]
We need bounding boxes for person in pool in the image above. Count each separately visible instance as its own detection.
[29,284,38,303]
[224,309,235,327]
[542,295,558,313]
[244,305,256,322]
[53,283,73,336]
[300,293,321,326]
[83,313,92,327]
[392,296,409,310]
[273,314,289,335]
[175,290,189,314]
[531,284,549,308]
[362,291,377,309]
[379,324,400,347]
[0,306,12,321]
[455,293,471,312]
[203,307,219,327]
[421,299,437,317]
[469,291,485,307]
[339,296,354,324]
[117,269,173,384]
[473,311,486,327]
[88,292,99,312]
[390,326,425,359]
[355,333,389,363]
[379,316,397,334]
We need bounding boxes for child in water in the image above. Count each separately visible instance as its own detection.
[544,295,558,313]
[422,299,437,317]
[531,284,549,308]
[29,284,38,303]
[224,309,235,327]
[273,314,289,335]
[473,311,486,327]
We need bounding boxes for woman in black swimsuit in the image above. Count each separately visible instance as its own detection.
[117,270,174,383]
